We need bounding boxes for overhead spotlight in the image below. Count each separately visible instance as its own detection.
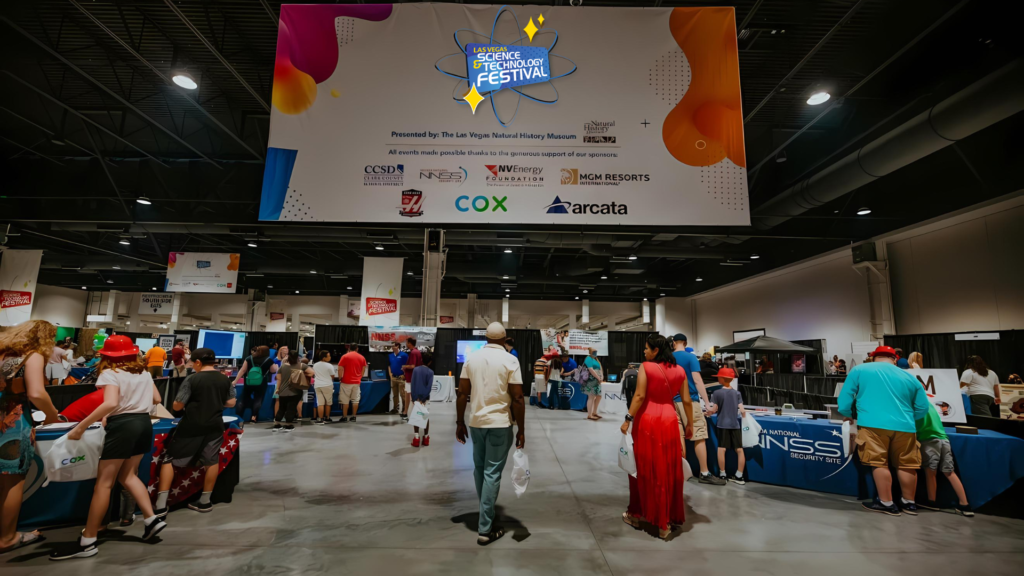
[407,271,413,276]
[751,254,760,259]
[502,275,509,279]
[583,289,588,293]
[347,286,353,290]
[643,298,648,301]
[267,285,274,288]
[775,150,787,163]
[856,207,872,216]
[505,289,510,292]
[504,248,513,253]
[660,293,666,296]
[112,266,120,270]
[81,286,87,290]
[247,242,257,248]
[151,287,157,291]
[807,91,830,105]
[600,275,608,280]
[574,296,579,300]
[136,196,152,205]
[295,290,300,294]
[171,71,198,90]
[696,277,703,282]
[374,244,384,251]
[628,254,637,260]
[106,279,114,284]
[309,270,317,274]
[119,239,130,246]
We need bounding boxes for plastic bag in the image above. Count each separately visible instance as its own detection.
[510,449,530,498]
[618,432,637,477]
[43,426,105,486]
[740,413,762,448]
[842,421,857,458]
[408,401,429,428]
[682,457,693,482]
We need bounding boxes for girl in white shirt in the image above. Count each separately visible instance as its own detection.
[960,355,1001,418]
[50,336,166,561]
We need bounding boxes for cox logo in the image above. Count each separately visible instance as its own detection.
[62,455,86,466]
[456,195,508,213]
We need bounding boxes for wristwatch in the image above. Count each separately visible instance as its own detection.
[624,414,634,422]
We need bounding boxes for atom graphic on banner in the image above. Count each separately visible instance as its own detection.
[434,5,577,126]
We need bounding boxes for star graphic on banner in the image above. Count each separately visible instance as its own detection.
[147,484,155,493]
[191,470,202,479]
[462,85,485,114]
[220,447,229,455]
[171,486,181,496]
[181,478,191,488]
[227,439,237,448]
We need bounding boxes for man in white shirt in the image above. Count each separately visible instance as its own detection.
[456,322,525,546]
[312,350,338,425]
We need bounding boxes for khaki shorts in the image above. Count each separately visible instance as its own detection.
[856,426,921,469]
[314,386,334,407]
[676,401,709,441]
[338,383,362,404]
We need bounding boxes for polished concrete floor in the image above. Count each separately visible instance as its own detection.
[5,402,1024,575]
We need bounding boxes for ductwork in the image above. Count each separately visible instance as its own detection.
[754,58,1024,230]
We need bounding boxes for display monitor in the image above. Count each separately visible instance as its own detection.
[197,329,247,359]
[135,338,158,351]
[456,340,486,363]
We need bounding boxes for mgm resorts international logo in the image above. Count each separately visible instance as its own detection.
[484,165,544,187]
[545,196,628,215]
[364,164,404,186]
[560,168,649,186]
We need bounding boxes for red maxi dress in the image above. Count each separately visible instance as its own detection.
[627,361,686,529]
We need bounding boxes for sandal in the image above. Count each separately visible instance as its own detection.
[0,531,43,554]
[622,513,641,529]
[476,527,506,546]
[659,527,673,541]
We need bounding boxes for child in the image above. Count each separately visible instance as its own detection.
[916,392,974,517]
[707,368,747,485]
[410,352,434,447]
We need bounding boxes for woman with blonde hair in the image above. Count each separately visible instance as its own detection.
[582,347,604,420]
[908,352,924,369]
[0,320,61,553]
[49,335,166,561]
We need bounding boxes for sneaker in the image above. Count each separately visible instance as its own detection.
[917,499,941,511]
[188,501,214,513]
[282,426,294,433]
[324,418,334,424]
[272,424,282,432]
[412,437,421,447]
[349,416,357,423]
[49,540,98,561]
[388,409,398,415]
[401,415,409,421]
[862,498,901,516]
[154,507,168,520]
[312,418,321,425]
[698,473,727,486]
[954,503,975,517]
[339,417,349,423]
[315,419,325,426]
[729,474,747,485]
[899,501,919,516]
[423,436,430,446]
[142,518,168,540]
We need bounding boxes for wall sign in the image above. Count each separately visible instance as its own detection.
[907,369,967,424]
[139,294,174,314]
[165,253,240,293]
[0,249,42,326]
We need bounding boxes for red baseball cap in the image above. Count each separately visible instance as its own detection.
[99,335,140,358]
[715,367,736,379]
[870,345,898,359]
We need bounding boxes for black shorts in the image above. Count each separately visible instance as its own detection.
[102,413,153,460]
[716,427,743,450]
[166,433,222,468]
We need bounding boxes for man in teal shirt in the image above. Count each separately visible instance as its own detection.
[838,346,930,517]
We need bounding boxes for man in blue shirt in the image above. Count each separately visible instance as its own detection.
[671,334,724,485]
[388,342,409,415]
[504,338,518,358]
[894,348,909,369]
[839,346,931,517]
[559,353,577,381]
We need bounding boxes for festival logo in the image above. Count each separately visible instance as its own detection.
[0,290,32,309]
[434,6,577,126]
[399,189,424,218]
[364,164,404,186]
[365,297,399,316]
[419,167,467,185]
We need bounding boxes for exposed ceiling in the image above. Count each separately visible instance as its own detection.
[1,0,1022,301]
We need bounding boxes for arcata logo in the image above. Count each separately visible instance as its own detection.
[484,165,544,187]
[560,168,649,186]
[545,196,627,215]
[419,167,467,185]
[365,297,398,316]
[456,195,508,213]
[364,164,404,186]
[399,189,424,218]
[0,290,32,308]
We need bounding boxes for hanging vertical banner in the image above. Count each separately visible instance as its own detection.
[0,249,43,326]
[359,257,404,327]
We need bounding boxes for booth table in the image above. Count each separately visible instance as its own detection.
[19,419,241,529]
[694,414,1024,509]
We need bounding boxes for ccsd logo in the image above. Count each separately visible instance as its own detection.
[364,164,404,186]
[545,196,627,215]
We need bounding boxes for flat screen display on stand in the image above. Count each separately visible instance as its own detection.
[456,340,486,364]
[135,338,158,351]
[197,329,247,359]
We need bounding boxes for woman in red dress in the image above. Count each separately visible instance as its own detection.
[620,334,692,540]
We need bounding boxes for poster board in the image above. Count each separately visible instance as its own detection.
[907,369,967,424]
[997,384,1024,420]
[165,253,240,293]
[540,328,608,356]
[368,326,437,352]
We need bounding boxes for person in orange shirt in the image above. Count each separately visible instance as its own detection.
[144,345,167,380]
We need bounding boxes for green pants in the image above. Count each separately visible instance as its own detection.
[470,426,514,535]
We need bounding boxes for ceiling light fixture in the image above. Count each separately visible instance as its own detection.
[600,275,608,280]
[171,71,198,90]
[504,248,513,253]
[247,242,257,248]
[775,150,787,163]
[106,280,114,284]
[267,285,273,288]
[807,91,830,105]
[660,293,666,296]
[119,239,130,245]
[628,254,637,260]
[112,266,120,270]
[136,196,152,205]
[751,254,760,259]
[502,275,509,279]
[505,289,510,292]
[374,244,384,251]
[309,270,316,274]
[81,286,87,290]
[407,271,413,276]
[583,290,588,293]
[295,290,300,294]
[151,287,157,291]
[856,207,872,216]
[696,277,703,282]
[347,286,353,290]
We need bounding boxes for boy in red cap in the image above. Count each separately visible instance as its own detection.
[707,367,748,484]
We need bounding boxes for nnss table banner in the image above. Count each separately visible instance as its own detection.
[260,3,748,226]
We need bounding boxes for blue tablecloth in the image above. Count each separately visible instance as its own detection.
[69,367,92,379]
[694,414,1024,508]
[225,379,390,421]
[533,380,588,411]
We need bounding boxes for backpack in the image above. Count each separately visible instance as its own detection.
[623,371,638,406]
[289,365,311,391]
[245,356,268,386]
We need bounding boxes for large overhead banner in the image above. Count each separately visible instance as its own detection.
[0,249,42,326]
[260,4,748,226]
[541,328,609,356]
[165,253,240,293]
[359,257,404,327]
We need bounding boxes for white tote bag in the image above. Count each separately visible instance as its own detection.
[618,432,637,477]
[43,426,105,486]
[682,457,693,482]
[510,449,530,498]
[408,401,429,428]
[740,413,762,448]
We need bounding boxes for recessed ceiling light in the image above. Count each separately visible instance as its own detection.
[505,289,510,292]
[660,293,666,296]
[807,91,830,105]
[628,254,637,260]
[112,266,120,270]
[247,242,257,248]
[136,196,152,205]
[600,276,608,280]
[375,244,384,251]
[172,71,197,89]
[751,254,760,259]
[502,275,509,279]
[151,287,157,291]
[119,239,130,245]
[81,286,87,290]
[407,271,413,275]
[347,286,353,290]
[583,290,588,293]
[295,290,300,294]
[267,285,273,288]
[106,280,114,284]
[504,248,513,253]
[309,270,316,274]
[856,207,872,216]
[643,298,648,301]
[696,277,703,282]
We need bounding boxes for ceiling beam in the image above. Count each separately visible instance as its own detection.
[0,135,65,166]
[80,119,131,217]
[68,0,264,161]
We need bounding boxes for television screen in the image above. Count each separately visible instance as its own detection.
[135,338,158,351]
[456,340,486,363]
[198,329,247,359]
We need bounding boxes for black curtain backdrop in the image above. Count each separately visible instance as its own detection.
[885,330,1023,380]
[244,332,300,355]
